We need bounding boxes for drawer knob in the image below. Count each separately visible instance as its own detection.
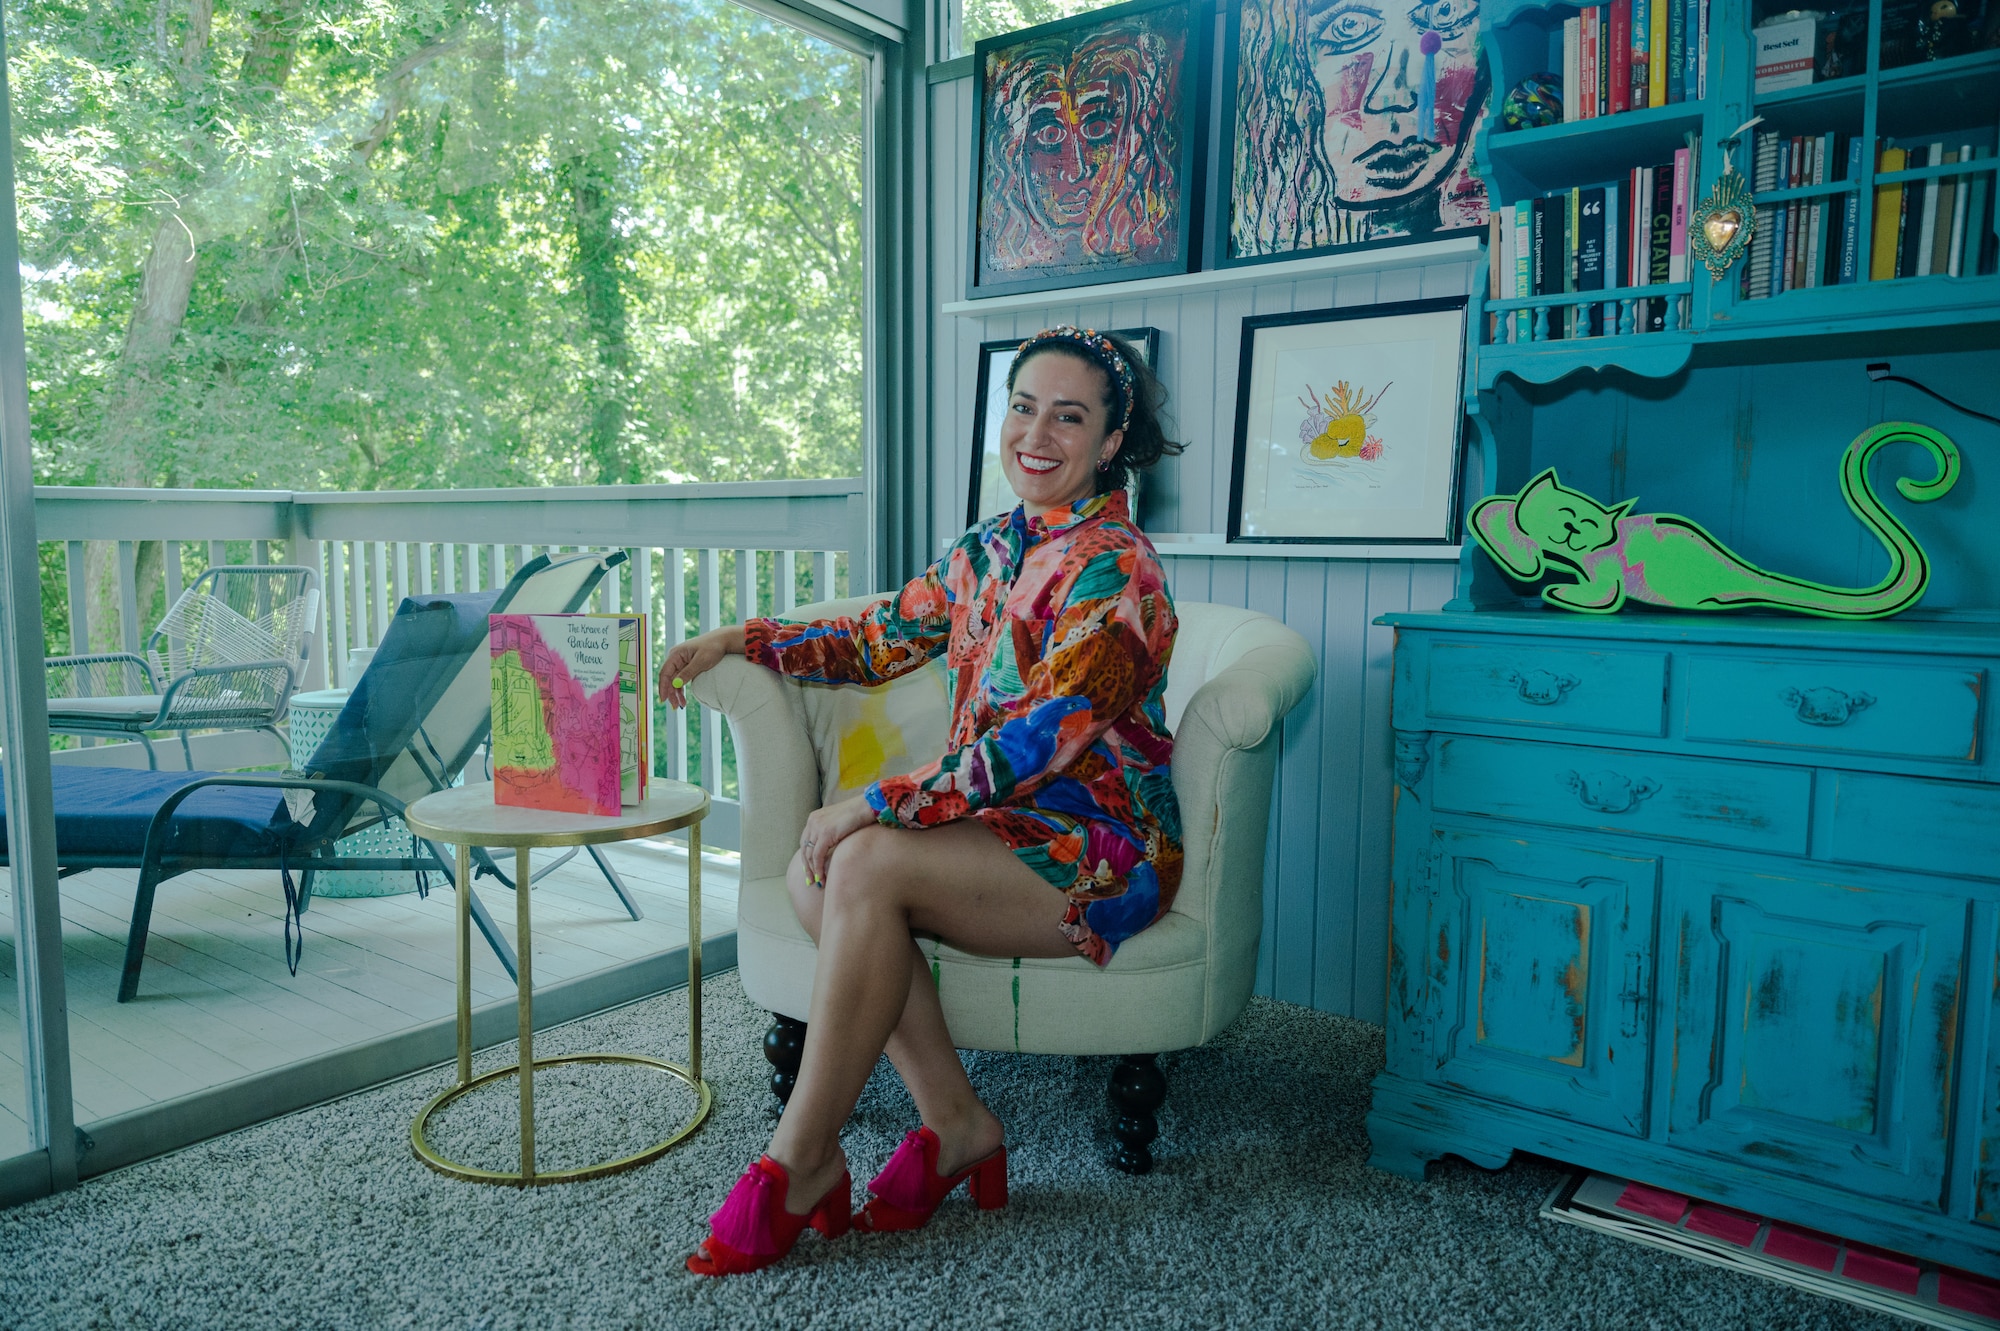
[1506,668,1581,705]
[1564,769,1661,814]
[1780,686,1876,728]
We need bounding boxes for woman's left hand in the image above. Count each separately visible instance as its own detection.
[799,795,880,885]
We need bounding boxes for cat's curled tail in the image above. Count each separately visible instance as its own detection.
[1708,421,1959,618]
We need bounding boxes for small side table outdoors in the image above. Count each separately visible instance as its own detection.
[404,780,712,1186]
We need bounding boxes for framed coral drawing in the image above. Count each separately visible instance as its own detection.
[1227,299,1467,543]
[1219,0,1491,266]
[967,327,1160,526]
[967,0,1205,299]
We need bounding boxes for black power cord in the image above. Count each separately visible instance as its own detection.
[1865,362,2000,428]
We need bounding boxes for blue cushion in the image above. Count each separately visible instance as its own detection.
[0,767,292,862]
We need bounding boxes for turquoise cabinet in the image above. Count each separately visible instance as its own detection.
[1369,612,2000,1274]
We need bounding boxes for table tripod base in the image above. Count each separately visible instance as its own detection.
[411,1053,713,1186]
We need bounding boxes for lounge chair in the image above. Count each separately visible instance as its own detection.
[45,564,322,770]
[1,550,640,1002]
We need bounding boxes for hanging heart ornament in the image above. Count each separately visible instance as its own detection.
[1690,131,1758,282]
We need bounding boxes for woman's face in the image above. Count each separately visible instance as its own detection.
[1306,0,1481,205]
[1000,352,1124,516]
[1022,60,1135,233]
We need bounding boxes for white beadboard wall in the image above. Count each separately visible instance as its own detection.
[927,75,1476,1022]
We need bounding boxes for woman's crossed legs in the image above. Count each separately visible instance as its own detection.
[763,818,1075,1218]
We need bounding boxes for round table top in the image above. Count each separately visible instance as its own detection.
[404,781,709,848]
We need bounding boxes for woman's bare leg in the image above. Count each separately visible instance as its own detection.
[766,820,1073,1214]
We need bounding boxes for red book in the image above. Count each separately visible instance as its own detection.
[1581,16,1597,118]
[1610,0,1633,115]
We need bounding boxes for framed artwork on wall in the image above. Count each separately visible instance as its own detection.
[967,327,1161,527]
[967,0,1206,299]
[1227,298,1467,544]
[1218,0,1491,267]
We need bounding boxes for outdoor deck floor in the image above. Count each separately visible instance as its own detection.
[0,836,739,1159]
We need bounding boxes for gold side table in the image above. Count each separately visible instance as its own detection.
[404,780,713,1186]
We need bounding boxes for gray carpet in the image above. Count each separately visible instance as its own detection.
[0,973,1896,1330]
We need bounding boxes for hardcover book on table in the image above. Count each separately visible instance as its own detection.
[490,612,649,816]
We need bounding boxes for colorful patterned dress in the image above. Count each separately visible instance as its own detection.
[742,489,1181,965]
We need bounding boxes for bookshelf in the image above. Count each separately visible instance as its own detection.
[1470,0,2000,389]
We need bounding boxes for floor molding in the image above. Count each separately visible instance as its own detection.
[2,933,736,1205]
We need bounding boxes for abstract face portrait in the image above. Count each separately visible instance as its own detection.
[973,4,1193,294]
[1227,0,1491,260]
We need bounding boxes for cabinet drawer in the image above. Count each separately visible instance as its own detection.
[1425,642,1669,736]
[1826,773,2000,882]
[1683,653,1984,764]
[1432,735,1811,856]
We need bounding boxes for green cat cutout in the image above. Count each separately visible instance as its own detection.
[1468,422,1960,619]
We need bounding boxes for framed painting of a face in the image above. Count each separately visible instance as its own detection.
[967,0,1205,299]
[967,327,1160,527]
[1221,0,1491,264]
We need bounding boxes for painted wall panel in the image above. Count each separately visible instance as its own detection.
[926,75,1466,1021]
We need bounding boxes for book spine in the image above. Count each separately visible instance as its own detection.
[1514,200,1533,338]
[1871,145,1905,281]
[1536,195,1566,340]
[1578,185,1606,337]
[1749,132,1776,297]
[1603,182,1621,331]
[1582,12,1597,119]
[1666,0,1685,103]
[1696,0,1707,100]
[1599,5,1611,116]
[1668,147,1689,283]
[1947,145,1971,277]
[1649,165,1673,329]
[1931,150,1960,278]
[1838,135,1865,283]
[1966,161,1990,276]
[1772,139,1791,294]
[1610,0,1632,114]
[1789,136,1806,290]
[1895,161,1916,279]
[1805,134,1826,288]
[1648,0,1668,106]
[1916,142,1942,277]
[1567,187,1581,338]
[1563,17,1581,124]
[1631,0,1651,108]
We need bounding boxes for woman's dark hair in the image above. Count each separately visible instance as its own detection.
[1007,333,1184,496]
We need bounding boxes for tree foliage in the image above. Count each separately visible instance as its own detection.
[13,0,865,492]
[961,0,1122,45]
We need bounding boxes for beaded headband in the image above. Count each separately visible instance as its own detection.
[1016,325,1135,433]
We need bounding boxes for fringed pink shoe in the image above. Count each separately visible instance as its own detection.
[686,1155,851,1276]
[853,1126,1007,1233]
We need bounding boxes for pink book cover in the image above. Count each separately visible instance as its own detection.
[490,613,623,816]
[1669,147,1691,282]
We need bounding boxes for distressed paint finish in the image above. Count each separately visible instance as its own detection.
[1368,613,2000,1273]
[1409,827,1658,1136]
[1666,863,1966,1209]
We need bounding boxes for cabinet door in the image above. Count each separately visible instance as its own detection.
[1404,825,1660,1137]
[1666,863,1969,1210]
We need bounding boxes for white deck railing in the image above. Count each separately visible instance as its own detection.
[32,479,870,850]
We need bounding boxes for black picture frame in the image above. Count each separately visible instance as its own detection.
[1226,298,1467,544]
[967,327,1162,528]
[966,0,1208,300]
[1213,0,1493,270]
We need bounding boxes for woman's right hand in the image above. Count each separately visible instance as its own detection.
[656,625,746,709]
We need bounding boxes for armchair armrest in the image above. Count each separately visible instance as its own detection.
[44,652,158,699]
[155,659,296,726]
[686,656,821,884]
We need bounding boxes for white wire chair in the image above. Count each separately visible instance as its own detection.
[46,565,323,769]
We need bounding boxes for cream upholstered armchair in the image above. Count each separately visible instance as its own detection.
[688,595,1316,1172]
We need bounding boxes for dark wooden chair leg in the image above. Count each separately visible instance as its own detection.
[118,862,168,1003]
[764,1014,807,1108]
[1108,1053,1167,1174]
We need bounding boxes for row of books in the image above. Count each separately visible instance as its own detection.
[1744,130,1995,297]
[1557,0,1710,123]
[1484,145,1700,342]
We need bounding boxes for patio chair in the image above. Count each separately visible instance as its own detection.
[44,565,323,770]
[1,550,642,1002]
